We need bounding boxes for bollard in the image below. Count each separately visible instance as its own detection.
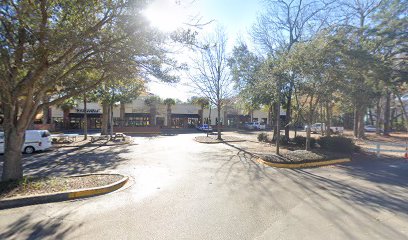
[376,143,380,158]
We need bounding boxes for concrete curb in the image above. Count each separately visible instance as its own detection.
[195,140,246,144]
[257,158,351,169]
[0,174,128,210]
[194,137,246,144]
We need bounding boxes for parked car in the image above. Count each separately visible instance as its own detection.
[196,124,213,132]
[304,123,344,134]
[364,125,383,132]
[0,130,52,154]
[244,122,266,130]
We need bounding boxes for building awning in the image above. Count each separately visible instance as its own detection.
[125,113,150,118]
[171,113,200,118]
[69,113,102,118]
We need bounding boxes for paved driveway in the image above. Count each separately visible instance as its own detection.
[0,133,407,239]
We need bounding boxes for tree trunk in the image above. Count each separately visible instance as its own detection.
[396,92,408,131]
[306,107,313,151]
[357,105,366,139]
[376,100,381,135]
[384,90,391,135]
[120,102,125,127]
[199,107,203,125]
[42,96,49,124]
[284,88,292,140]
[101,102,109,135]
[306,123,311,151]
[2,128,25,181]
[320,103,325,136]
[110,104,114,137]
[390,107,396,130]
[207,106,212,137]
[325,102,331,137]
[368,109,374,126]
[272,102,278,140]
[217,105,222,140]
[268,104,273,129]
[167,105,172,127]
[275,100,281,155]
[353,106,359,138]
[63,109,70,129]
[150,106,156,126]
[83,95,88,140]
[305,96,316,151]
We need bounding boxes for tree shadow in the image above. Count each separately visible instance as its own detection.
[338,152,408,187]
[0,144,131,178]
[0,212,82,239]
[211,142,408,239]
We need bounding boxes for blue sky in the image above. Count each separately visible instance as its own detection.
[144,0,263,101]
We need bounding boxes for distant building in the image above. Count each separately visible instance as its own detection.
[48,95,286,130]
[0,95,286,131]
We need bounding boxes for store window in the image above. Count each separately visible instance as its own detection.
[125,116,150,126]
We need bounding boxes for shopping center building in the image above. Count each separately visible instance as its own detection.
[49,93,287,130]
[0,94,285,131]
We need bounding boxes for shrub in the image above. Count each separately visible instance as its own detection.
[292,136,316,148]
[271,136,289,146]
[257,133,268,142]
[317,136,355,153]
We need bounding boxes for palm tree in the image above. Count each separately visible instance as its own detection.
[190,97,209,125]
[163,98,176,127]
[144,96,162,126]
[57,98,77,129]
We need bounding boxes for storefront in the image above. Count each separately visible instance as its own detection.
[123,113,150,126]
[171,113,200,128]
[68,113,102,129]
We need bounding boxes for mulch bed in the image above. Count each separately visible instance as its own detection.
[195,135,245,144]
[260,150,350,164]
[0,174,123,199]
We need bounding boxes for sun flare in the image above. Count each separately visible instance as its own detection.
[143,0,189,32]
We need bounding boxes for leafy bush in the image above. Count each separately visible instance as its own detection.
[257,133,268,142]
[317,136,355,153]
[292,136,316,148]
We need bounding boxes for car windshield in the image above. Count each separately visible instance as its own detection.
[41,131,51,137]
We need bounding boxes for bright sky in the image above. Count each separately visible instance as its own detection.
[143,0,263,102]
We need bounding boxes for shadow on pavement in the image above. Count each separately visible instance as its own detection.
[0,144,131,178]
[212,142,407,239]
[339,152,408,187]
[0,212,81,239]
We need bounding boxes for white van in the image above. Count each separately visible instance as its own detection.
[0,130,52,154]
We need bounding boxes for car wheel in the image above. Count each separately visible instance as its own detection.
[24,146,35,154]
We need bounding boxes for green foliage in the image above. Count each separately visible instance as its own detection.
[292,136,316,148]
[317,136,356,153]
[257,133,269,142]
[188,96,209,109]
[144,96,162,106]
[57,98,77,111]
[163,98,176,106]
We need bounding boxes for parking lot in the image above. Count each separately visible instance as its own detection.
[0,131,407,239]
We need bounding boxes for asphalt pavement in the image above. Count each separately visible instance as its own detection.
[0,132,407,239]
